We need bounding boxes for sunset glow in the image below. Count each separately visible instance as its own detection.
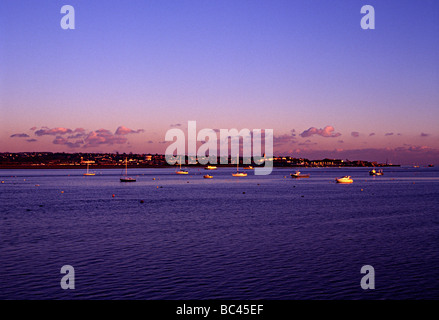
[1,1,438,165]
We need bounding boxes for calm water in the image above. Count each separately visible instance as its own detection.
[0,167,438,299]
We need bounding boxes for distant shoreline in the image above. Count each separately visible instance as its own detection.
[1,152,406,169]
[0,164,401,170]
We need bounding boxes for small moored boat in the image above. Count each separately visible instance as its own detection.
[83,163,95,176]
[232,154,247,177]
[232,172,247,177]
[176,156,189,174]
[336,176,353,184]
[204,165,217,170]
[290,171,310,178]
[369,169,383,176]
[203,174,213,179]
[120,158,136,182]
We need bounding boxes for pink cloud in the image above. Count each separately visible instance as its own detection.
[299,126,341,138]
[95,129,111,134]
[67,133,87,139]
[52,136,82,148]
[84,130,127,148]
[35,127,73,136]
[32,126,139,149]
[385,132,394,136]
[115,126,145,135]
[53,136,67,144]
[395,145,433,152]
[67,128,87,139]
[351,132,360,138]
[273,133,297,146]
[10,133,30,138]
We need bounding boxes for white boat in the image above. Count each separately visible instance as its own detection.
[232,155,247,177]
[120,158,136,182]
[336,176,353,184]
[204,165,217,170]
[232,172,248,177]
[83,163,95,176]
[176,155,189,174]
[290,171,310,178]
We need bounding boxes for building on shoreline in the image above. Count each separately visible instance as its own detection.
[0,152,399,168]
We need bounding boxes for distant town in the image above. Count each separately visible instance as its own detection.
[0,152,399,169]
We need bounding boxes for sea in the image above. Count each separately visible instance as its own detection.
[0,166,438,299]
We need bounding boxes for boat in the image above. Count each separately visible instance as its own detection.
[120,177,136,182]
[203,174,213,179]
[204,165,217,170]
[336,176,353,184]
[83,163,95,176]
[369,169,383,176]
[243,166,254,170]
[120,158,136,182]
[232,172,248,177]
[232,155,247,177]
[290,171,310,178]
[176,156,189,174]
[428,164,434,167]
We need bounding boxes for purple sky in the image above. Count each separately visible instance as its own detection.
[1,1,438,164]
